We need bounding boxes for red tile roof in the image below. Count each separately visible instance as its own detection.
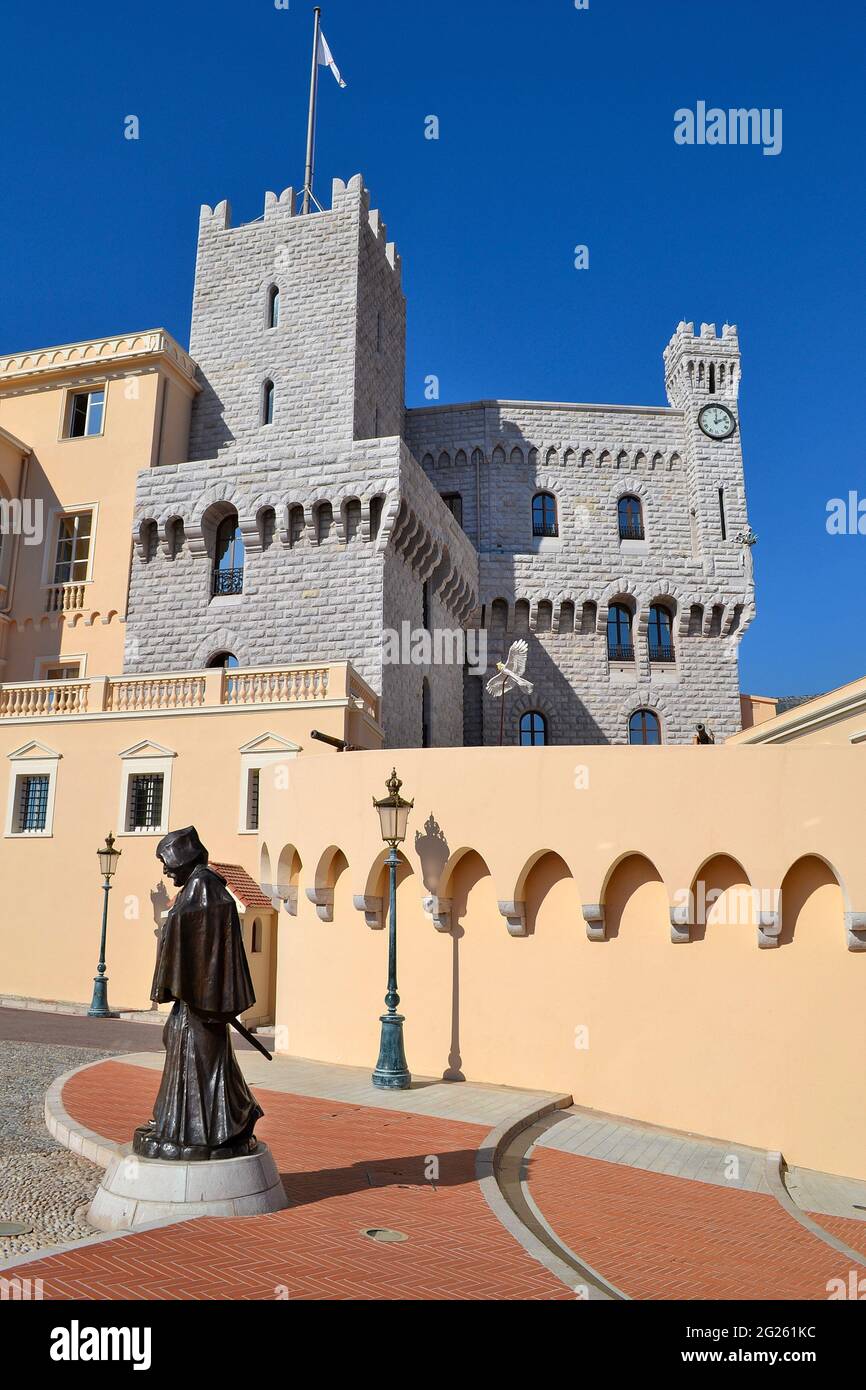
[210,862,275,911]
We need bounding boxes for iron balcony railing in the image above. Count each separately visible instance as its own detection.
[532,521,559,538]
[213,567,244,597]
[619,521,645,540]
[649,643,676,664]
[608,643,635,663]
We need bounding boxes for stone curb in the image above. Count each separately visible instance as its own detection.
[475,1093,621,1300]
[43,1059,124,1170]
[519,1126,630,1301]
[765,1152,866,1271]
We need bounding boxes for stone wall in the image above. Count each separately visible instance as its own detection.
[404,323,754,744]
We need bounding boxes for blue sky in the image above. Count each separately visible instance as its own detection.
[2,0,864,697]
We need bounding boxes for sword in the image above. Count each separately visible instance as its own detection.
[228,1016,273,1060]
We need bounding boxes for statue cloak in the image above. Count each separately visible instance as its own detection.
[139,863,263,1160]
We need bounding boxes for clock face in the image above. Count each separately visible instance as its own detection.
[698,403,736,440]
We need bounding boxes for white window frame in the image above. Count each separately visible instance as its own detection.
[118,743,175,838]
[62,384,107,441]
[238,735,300,834]
[41,504,99,590]
[35,653,87,680]
[5,743,61,838]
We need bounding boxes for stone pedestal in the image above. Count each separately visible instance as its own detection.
[87,1142,288,1232]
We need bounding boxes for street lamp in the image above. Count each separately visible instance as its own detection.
[88,833,121,1018]
[371,768,414,1089]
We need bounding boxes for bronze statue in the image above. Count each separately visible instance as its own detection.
[133,826,264,1161]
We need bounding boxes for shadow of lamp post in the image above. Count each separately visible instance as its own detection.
[87,833,121,1018]
[371,769,414,1090]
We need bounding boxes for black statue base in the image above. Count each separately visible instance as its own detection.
[132,1122,259,1163]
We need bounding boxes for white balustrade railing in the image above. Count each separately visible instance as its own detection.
[0,662,377,719]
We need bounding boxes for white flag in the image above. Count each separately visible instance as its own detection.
[317,31,347,88]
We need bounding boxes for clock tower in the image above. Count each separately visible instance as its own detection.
[664,321,750,581]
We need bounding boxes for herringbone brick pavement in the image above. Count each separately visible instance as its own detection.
[12,1061,571,1301]
[528,1146,857,1300]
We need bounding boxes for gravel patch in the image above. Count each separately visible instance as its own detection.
[0,1041,114,1259]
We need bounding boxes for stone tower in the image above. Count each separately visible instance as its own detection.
[187,174,406,459]
[124,178,477,748]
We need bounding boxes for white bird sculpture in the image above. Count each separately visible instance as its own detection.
[486,639,534,745]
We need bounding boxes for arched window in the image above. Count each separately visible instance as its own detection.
[207,652,239,668]
[251,918,262,952]
[629,709,662,745]
[262,379,275,425]
[519,710,547,746]
[213,514,245,596]
[618,495,644,540]
[421,678,431,748]
[532,492,558,538]
[267,286,280,329]
[648,604,675,662]
[607,603,634,661]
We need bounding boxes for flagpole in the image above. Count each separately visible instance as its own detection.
[302,6,322,214]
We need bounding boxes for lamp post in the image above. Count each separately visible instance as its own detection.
[371,769,414,1089]
[88,833,121,1018]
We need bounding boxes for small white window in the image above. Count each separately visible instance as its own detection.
[246,768,261,831]
[237,734,300,833]
[65,388,105,439]
[117,742,175,837]
[42,662,82,681]
[5,744,61,838]
[126,773,164,832]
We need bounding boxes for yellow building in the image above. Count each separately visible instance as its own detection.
[0,325,863,1187]
[0,330,198,681]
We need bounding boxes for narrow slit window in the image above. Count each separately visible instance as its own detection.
[718,487,727,540]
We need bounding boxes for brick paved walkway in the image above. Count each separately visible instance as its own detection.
[10,1061,571,1301]
[528,1148,860,1300]
[5,1045,866,1301]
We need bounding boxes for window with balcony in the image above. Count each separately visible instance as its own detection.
[607,603,634,662]
[648,604,675,663]
[65,388,105,439]
[213,515,245,596]
[618,494,644,540]
[532,492,558,538]
[43,663,82,681]
[53,512,92,585]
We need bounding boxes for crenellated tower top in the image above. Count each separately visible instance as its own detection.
[664,321,741,409]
